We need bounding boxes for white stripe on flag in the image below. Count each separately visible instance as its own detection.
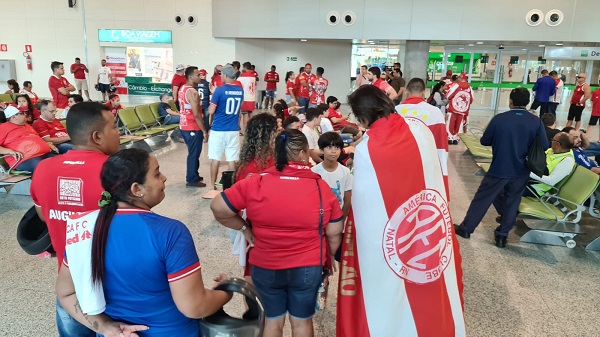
[408,119,466,335]
[352,133,418,337]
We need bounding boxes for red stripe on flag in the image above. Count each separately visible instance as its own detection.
[368,115,456,336]
[336,211,370,337]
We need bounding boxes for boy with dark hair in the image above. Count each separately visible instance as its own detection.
[302,108,323,164]
[541,113,559,147]
[312,131,353,236]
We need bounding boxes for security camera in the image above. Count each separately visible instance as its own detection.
[343,11,356,26]
[326,11,340,26]
[545,10,563,27]
[498,44,505,50]
[526,9,544,27]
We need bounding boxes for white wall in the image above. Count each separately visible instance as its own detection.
[235,39,352,103]
[0,0,235,102]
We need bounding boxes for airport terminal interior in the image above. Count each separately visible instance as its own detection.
[2,0,600,336]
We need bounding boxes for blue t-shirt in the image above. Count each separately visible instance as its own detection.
[482,109,548,179]
[532,76,556,103]
[102,211,200,337]
[210,83,244,132]
[573,147,598,169]
[196,79,210,112]
[158,102,171,118]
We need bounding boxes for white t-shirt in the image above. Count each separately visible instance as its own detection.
[320,117,334,133]
[302,124,320,150]
[312,163,353,207]
[552,79,564,103]
[98,66,112,84]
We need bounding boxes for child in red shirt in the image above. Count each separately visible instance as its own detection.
[16,94,40,124]
[106,94,122,117]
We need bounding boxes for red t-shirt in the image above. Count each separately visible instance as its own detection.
[286,80,295,97]
[171,74,187,99]
[264,71,279,91]
[106,103,122,117]
[373,78,393,94]
[211,74,223,88]
[70,63,86,80]
[178,85,201,131]
[592,88,600,117]
[48,75,72,109]
[223,164,343,269]
[32,118,69,138]
[571,82,588,107]
[235,157,275,182]
[295,73,316,99]
[0,122,51,167]
[30,150,108,269]
[310,77,328,105]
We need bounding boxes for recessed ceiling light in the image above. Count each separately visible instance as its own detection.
[300,39,307,42]
[367,40,374,43]
[539,44,545,47]
[556,43,563,46]
[468,44,474,46]
[522,48,527,51]
[369,42,375,45]
[459,48,464,50]
[476,42,484,45]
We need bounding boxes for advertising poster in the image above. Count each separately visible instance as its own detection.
[104,47,128,95]
[126,47,174,82]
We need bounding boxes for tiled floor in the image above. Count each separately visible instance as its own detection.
[2,109,600,336]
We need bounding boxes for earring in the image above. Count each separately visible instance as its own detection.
[139,194,144,198]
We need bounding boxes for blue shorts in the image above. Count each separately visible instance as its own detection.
[98,83,111,93]
[265,89,276,98]
[251,265,322,320]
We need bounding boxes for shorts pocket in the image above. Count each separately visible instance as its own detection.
[252,265,276,285]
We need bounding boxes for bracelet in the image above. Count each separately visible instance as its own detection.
[239,225,247,232]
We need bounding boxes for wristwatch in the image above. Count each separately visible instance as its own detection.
[239,225,247,232]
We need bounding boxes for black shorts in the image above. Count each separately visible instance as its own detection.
[589,116,600,126]
[568,104,584,122]
[98,83,111,93]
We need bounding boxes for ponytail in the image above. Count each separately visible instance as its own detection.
[285,71,294,82]
[275,129,309,171]
[91,192,118,285]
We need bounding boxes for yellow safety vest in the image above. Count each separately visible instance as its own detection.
[532,149,574,195]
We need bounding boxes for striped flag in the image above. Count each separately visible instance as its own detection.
[337,114,465,337]
[396,98,449,198]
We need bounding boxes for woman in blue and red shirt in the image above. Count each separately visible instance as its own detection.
[211,129,343,337]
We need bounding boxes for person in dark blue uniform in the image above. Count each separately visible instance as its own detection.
[455,88,548,248]
[196,69,211,132]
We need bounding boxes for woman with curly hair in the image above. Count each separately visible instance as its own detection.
[234,113,279,182]
[5,79,20,95]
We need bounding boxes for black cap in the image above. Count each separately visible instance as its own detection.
[326,96,338,104]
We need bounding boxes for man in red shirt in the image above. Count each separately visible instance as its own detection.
[33,100,73,154]
[0,105,56,172]
[295,63,317,115]
[48,61,76,109]
[30,101,120,337]
[69,57,90,101]
[367,66,398,101]
[263,65,279,110]
[446,75,474,144]
[309,67,328,107]
[238,62,257,134]
[210,64,223,93]
[172,64,187,111]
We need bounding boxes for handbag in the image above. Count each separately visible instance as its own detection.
[315,180,331,311]
[527,135,549,177]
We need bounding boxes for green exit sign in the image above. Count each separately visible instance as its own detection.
[286,57,298,61]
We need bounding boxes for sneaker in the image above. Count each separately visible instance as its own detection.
[186,181,207,188]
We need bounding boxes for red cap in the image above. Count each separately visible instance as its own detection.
[199,69,207,76]
[214,64,222,75]
[459,73,468,79]
[446,70,453,76]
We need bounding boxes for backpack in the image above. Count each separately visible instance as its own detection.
[427,94,436,106]
[526,135,548,177]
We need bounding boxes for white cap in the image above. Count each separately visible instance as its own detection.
[176,64,185,71]
[3,106,19,119]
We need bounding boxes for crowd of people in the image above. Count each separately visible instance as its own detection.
[5,55,600,337]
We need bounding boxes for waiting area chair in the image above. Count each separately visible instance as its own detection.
[136,104,178,132]
[518,165,600,249]
[117,107,166,137]
[0,93,14,103]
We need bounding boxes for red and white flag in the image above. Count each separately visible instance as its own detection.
[396,98,449,198]
[337,114,465,337]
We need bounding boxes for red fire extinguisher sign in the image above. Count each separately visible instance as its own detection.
[25,45,32,53]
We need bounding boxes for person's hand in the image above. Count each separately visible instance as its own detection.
[99,322,149,337]
[329,256,338,273]
[203,133,208,143]
[214,273,228,284]
[243,228,255,251]
[6,151,22,161]
[48,143,59,153]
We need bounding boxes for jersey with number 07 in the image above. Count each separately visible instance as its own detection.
[210,83,244,132]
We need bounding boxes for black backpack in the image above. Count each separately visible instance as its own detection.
[526,135,548,177]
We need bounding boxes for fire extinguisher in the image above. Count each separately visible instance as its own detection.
[23,52,32,70]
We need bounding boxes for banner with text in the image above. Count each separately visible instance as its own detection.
[104,47,128,95]
[544,47,600,60]
[127,82,172,96]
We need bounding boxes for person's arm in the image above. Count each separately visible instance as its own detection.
[396,87,405,100]
[480,120,495,146]
[386,87,398,101]
[83,65,89,73]
[583,84,592,103]
[309,149,323,163]
[530,156,574,186]
[43,135,71,145]
[342,191,352,220]
[591,167,600,175]
[287,86,297,102]
[57,87,71,95]
[0,145,23,161]
[532,80,539,92]
[97,73,100,84]
[165,107,180,116]
[325,219,343,262]
[211,190,255,250]
[56,266,149,336]
[580,130,591,149]
[70,65,76,74]
[187,89,208,138]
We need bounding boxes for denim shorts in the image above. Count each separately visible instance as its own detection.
[265,89,276,98]
[251,265,322,320]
